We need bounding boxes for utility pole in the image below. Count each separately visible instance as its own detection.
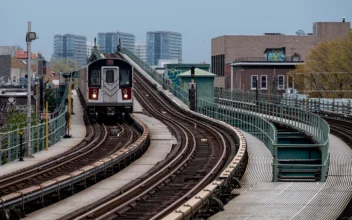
[26,22,37,157]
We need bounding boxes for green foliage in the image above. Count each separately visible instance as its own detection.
[290,32,352,98]
[45,88,57,112]
[1,109,40,133]
[51,58,80,73]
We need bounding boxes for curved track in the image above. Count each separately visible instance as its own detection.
[0,122,103,197]
[0,114,143,219]
[321,115,352,220]
[70,69,239,220]
[323,116,352,148]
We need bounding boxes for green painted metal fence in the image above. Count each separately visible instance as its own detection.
[166,82,189,106]
[214,88,330,181]
[121,48,163,85]
[0,87,68,165]
[216,88,352,115]
[122,50,330,181]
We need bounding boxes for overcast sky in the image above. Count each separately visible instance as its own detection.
[1,0,351,63]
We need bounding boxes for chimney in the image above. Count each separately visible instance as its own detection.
[343,17,345,22]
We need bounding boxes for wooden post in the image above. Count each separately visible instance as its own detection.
[46,102,48,150]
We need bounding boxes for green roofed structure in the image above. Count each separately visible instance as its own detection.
[165,63,210,73]
[177,68,216,102]
[167,63,210,85]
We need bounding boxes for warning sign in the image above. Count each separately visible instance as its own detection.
[41,113,51,120]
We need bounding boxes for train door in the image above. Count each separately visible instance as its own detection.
[102,66,119,103]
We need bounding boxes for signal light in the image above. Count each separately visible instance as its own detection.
[89,88,99,100]
[122,88,131,100]
[123,89,128,98]
[107,59,114,66]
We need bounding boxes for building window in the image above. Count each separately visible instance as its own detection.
[211,54,225,76]
[251,75,258,89]
[261,75,267,89]
[278,75,285,89]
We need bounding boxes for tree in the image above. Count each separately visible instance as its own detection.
[289,32,352,98]
[45,88,57,112]
[51,58,80,73]
[1,108,40,132]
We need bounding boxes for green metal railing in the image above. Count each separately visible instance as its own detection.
[121,48,163,85]
[0,86,69,165]
[215,88,284,104]
[121,48,189,105]
[214,88,330,145]
[218,88,352,115]
[166,83,189,106]
[0,87,68,133]
[214,88,330,181]
[121,51,330,181]
[197,99,277,148]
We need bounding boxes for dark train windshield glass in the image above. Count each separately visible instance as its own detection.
[90,69,100,87]
[106,70,114,83]
[120,69,130,87]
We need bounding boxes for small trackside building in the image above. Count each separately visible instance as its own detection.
[177,68,216,103]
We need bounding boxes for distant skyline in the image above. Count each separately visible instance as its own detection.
[1,0,351,63]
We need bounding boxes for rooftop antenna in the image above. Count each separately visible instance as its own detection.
[342,17,345,22]
[94,37,97,48]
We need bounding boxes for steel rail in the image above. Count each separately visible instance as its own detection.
[73,83,194,220]
[151,125,227,220]
[0,102,95,186]
[135,73,229,219]
[73,72,229,219]
[119,50,248,220]
[0,123,103,192]
[1,115,148,215]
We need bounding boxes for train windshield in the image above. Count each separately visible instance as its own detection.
[120,69,130,87]
[90,69,101,87]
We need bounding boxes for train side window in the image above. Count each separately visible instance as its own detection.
[120,69,130,87]
[106,70,114,83]
[90,69,101,87]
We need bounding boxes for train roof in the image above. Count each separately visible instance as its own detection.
[86,58,132,69]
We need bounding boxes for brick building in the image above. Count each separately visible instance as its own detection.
[230,61,302,94]
[0,55,11,80]
[211,21,351,89]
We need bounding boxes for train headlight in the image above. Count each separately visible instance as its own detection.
[123,89,128,99]
[92,93,97,98]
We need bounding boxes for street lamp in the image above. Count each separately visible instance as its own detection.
[26,22,37,157]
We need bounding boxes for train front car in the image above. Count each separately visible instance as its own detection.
[82,58,133,122]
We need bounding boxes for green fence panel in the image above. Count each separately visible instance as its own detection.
[0,87,68,166]
[121,50,330,182]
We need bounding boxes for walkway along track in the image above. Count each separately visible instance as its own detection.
[0,90,94,193]
[320,114,352,220]
[67,66,247,220]
[0,92,149,219]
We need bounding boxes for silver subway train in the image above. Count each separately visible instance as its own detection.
[78,58,133,122]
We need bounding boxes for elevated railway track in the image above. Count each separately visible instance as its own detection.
[66,62,247,220]
[0,92,148,219]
